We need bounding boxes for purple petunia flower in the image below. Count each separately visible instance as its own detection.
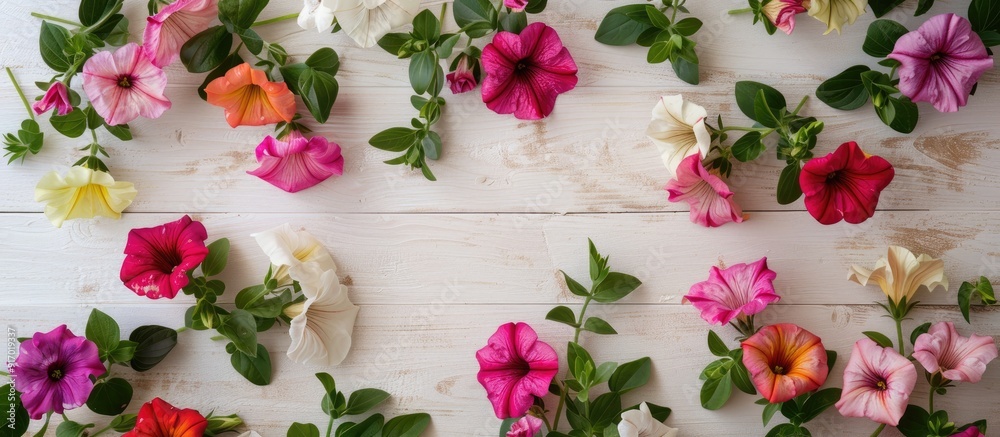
[12,325,106,419]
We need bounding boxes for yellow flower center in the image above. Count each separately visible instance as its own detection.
[50,369,63,381]
[118,76,132,88]
[876,380,887,390]
[772,365,785,375]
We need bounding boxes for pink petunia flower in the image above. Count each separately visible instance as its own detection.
[120,215,209,299]
[481,22,578,120]
[82,43,171,126]
[666,154,744,227]
[143,0,219,68]
[506,415,543,437]
[742,323,829,404]
[476,322,559,419]
[800,142,894,225]
[888,13,994,113]
[32,82,73,116]
[504,0,529,10]
[447,55,478,94]
[762,0,807,35]
[951,427,986,437]
[684,257,779,326]
[247,132,345,193]
[835,338,917,426]
[913,321,998,383]
[12,325,106,419]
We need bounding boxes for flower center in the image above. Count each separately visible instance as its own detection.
[876,380,887,391]
[515,60,531,72]
[826,171,839,181]
[772,365,785,375]
[118,75,133,88]
[49,367,63,381]
[930,53,943,62]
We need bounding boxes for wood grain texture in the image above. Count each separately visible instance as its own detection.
[1,0,999,436]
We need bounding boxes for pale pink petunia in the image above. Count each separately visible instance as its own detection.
[32,82,73,116]
[143,0,219,67]
[481,22,578,120]
[247,132,345,193]
[913,321,998,383]
[506,415,543,437]
[666,154,744,227]
[887,13,994,113]
[835,338,917,426]
[476,322,559,419]
[82,43,171,126]
[762,0,807,35]
[684,257,779,326]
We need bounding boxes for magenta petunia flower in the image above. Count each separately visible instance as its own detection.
[32,82,73,116]
[143,0,219,67]
[504,0,529,10]
[762,0,807,35]
[506,415,543,437]
[666,154,744,227]
[12,325,106,419]
[684,257,779,326]
[447,56,478,94]
[481,22,578,120]
[247,132,345,193]
[120,215,209,299]
[800,141,894,225]
[835,338,917,426]
[82,43,171,126]
[887,13,994,113]
[951,427,985,437]
[913,321,998,383]
[476,322,559,419]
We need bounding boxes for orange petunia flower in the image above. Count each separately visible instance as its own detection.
[205,63,295,127]
[741,323,829,403]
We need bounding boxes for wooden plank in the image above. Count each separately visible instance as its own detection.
[1,211,997,307]
[2,304,997,435]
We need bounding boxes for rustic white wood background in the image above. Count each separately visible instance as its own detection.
[2,0,999,435]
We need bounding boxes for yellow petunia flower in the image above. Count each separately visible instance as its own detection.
[808,0,868,34]
[34,166,137,227]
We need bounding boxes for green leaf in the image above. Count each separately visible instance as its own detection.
[378,33,412,57]
[421,131,442,161]
[700,371,733,410]
[730,353,757,395]
[959,282,974,324]
[39,22,72,72]
[707,330,730,357]
[731,132,766,162]
[762,401,782,426]
[128,325,178,372]
[370,127,418,152]
[896,405,931,437]
[862,331,894,349]
[55,420,92,437]
[109,414,137,432]
[582,317,616,335]
[84,106,102,130]
[592,272,641,303]
[316,372,336,395]
[298,68,339,124]
[816,65,871,110]
[198,51,244,100]
[86,378,133,416]
[735,81,786,120]
[339,414,384,437]
[408,50,437,95]
[0,384,29,437]
[609,357,651,393]
[218,309,258,357]
[50,108,88,138]
[910,322,932,345]
[753,90,782,128]
[877,96,919,134]
[306,47,340,76]
[869,0,907,17]
[231,343,272,385]
[796,388,841,423]
[453,0,497,38]
[500,11,527,34]
[86,308,120,360]
[181,25,234,73]
[412,9,441,43]
[344,388,391,415]
[218,0,268,31]
[595,4,655,46]
[561,271,590,297]
[235,284,269,310]
[202,238,230,277]
[286,422,320,437]
[545,305,577,328]
[79,0,115,26]
[765,423,811,437]
[436,34,461,58]
[647,41,670,64]
[525,0,547,13]
[646,6,671,30]
[108,340,137,363]
[970,0,1000,33]
[238,28,264,55]
[673,17,703,36]
[863,20,909,58]
[671,46,700,85]
[589,392,622,427]
[567,341,595,381]
[776,163,803,205]
[382,413,430,437]
[978,277,996,303]
[104,16,130,46]
[915,0,934,16]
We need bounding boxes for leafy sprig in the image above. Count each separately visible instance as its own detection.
[958,277,996,323]
[595,0,703,84]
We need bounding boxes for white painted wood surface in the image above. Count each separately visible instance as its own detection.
[1,0,999,436]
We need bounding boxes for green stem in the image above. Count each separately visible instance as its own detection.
[0,371,7,377]
[176,326,189,333]
[30,12,82,27]
[6,68,35,120]
[552,295,596,432]
[539,414,552,433]
[894,317,905,355]
[325,414,334,437]
[869,423,886,437]
[551,382,567,432]
[928,386,935,414]
[722,126,774,135]
[439,2,448,23]
[728,8,753,14]
[210,335,227,341]
[252,13,299,27]
[90,423,114,437]
[790,95,809,116]
[670,0,679,22]
[573,296,593,344]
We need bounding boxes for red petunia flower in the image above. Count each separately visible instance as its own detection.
[123,398,207,437]
[120,215,209,299]
[799,142,894,225]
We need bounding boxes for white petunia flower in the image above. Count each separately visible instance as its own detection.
[252,223,338,285]
[618,403,679,437]
[298,0,337,32]
[334,0,420,48]
[646,95,711,176]
[285,266,360,366]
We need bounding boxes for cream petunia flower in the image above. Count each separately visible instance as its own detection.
[646,95,711,175]
[808,0,868,35]
[252,223,338,285]
[285,266,360,365]
[34,166,137,228]
[334,0,419,48]
[298,0,337,32]
[619,402,679,437]
[848,246,948,305]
